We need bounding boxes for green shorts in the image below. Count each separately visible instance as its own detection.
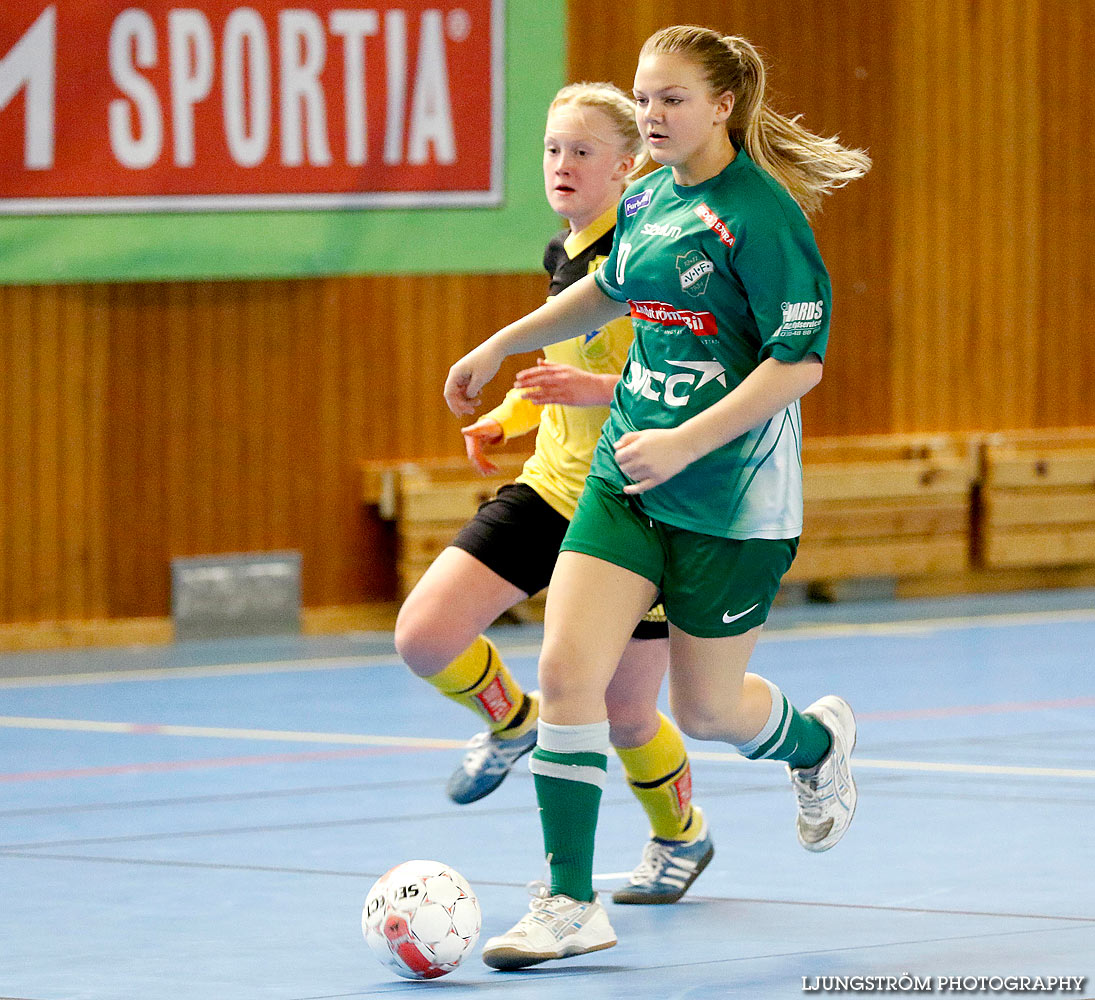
[560,475,798,638]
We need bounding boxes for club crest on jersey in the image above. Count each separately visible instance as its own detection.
[578,326,610,362]
[676,249,714,297]
[624,189,653,217]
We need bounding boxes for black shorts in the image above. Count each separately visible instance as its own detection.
[450,483,668,640]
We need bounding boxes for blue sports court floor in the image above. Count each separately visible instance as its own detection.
[2,589,1093,999]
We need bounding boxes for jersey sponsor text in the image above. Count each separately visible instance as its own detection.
[694,202,735,247]
[776,300,825,335]
[624,189,652,217]
[640,221,682,239]
[629,298,718,337]
[622,358,727,408]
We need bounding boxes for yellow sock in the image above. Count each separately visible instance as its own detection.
[425,636,535,735]
[615,712,698,841]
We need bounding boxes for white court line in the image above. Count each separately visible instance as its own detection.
[0,653,403,689]
[2,606,1094,690]
[757,606,1095,643]
[687,749,1095,780]
[2,715,1094,780]
[0,715,462,750]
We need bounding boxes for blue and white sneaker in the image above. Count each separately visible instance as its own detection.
[446,697,539,805]
[789,695,858,852]
[611,809,714,904]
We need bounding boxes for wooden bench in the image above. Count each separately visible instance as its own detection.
[362,454,531,600]
[979,428,1095,569]
[363,434,981,605]
[786,435,977,587]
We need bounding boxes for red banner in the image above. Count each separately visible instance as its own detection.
[0,1,501,212]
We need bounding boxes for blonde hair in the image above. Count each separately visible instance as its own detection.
[641,26,871,215]
[549,81,650,180]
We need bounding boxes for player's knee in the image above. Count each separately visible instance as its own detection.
[394,602,453,677]
[534,662,570,707]
[672,697,742,743]
[605,695,659,748]
[674,713,727,742]
[536,646,603,711]
[608,717,657,748]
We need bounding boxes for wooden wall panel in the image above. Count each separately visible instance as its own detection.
[1038,3,1095,429]
[2,0,1094,624]
[0,274,545,621]
[890,0,1042,432]
[1,287,94,621]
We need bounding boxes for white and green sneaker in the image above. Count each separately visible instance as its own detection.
[612,811,714,904]
[481,883,617,971]
[789,695,858,852]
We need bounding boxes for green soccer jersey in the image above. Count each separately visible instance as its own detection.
[591,149,831,539]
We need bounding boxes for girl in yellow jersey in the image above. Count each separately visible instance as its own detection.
[395,82,714,904]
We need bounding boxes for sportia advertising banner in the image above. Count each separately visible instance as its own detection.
[0,0,563,282]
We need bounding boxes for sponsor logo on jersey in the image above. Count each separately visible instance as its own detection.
[629,299,718,337]
[774,300,825,336]
[676,249,714,296]
[694,203,735,247]
[624,189,653,217]
[622,358,727,408]
[640,221,682,239]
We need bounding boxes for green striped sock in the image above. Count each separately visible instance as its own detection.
[737,681,831,770]
[529,746,607,902]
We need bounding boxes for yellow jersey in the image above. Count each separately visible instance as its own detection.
[484,205,635,519]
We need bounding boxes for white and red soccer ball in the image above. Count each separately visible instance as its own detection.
[362,860,481,980]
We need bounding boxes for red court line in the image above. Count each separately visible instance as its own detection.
[0,745,431,784]
[858,695,1095,722]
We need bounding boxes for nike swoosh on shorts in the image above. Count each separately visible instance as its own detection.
[722,603,760,624]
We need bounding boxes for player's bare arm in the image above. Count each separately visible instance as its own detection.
[444,274,626,416]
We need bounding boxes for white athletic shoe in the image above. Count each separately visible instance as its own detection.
[481,883,617,970]
[788,695,858,852]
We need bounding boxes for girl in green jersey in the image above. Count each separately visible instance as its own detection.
[444,26,871,970]
[398,82,716,905]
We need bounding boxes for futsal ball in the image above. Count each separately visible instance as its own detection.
[362,860,481,980]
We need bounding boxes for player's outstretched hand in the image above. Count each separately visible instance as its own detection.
[615,428,693,494]
[444,341,505,416]
[461,418,504,476]
[514,358,614,407]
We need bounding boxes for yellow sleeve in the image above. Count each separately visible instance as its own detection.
[483,386,544,443]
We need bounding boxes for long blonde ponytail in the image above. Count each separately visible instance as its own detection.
[641,26,871,215]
